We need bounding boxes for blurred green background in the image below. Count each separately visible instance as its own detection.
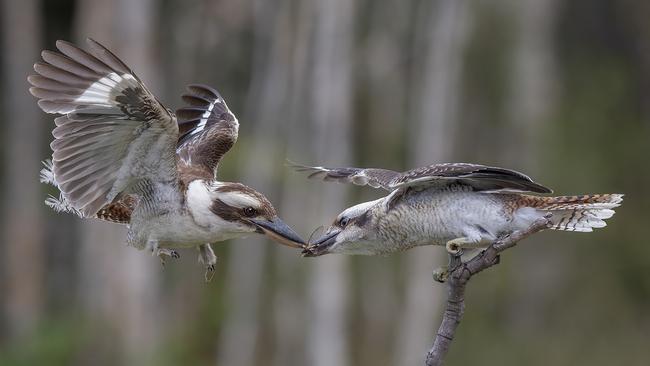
[1,0,649,365]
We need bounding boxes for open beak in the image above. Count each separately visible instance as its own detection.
[250,218,305,248]
[302,228,340,257]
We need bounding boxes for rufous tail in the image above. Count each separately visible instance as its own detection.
[521,194,623,232]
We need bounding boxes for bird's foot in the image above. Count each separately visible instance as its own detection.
[198,244,217,282]
[445,237,482,257]
[445,240,464,257]
[433,265,449,283]
[204,264,216,283]
[156,248,180,268]
[433,254,465,283]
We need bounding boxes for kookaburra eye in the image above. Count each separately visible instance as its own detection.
[339,217,350,227]
[243,207,257,217]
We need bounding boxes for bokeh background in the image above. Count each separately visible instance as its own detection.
[1,0,649,365]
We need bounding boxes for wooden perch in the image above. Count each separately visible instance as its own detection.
[425,215,553,366]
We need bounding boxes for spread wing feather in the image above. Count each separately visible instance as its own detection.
[29,39,178,217]
[294,162,552,194]
[290,163,399,189]
[176,84,239,178]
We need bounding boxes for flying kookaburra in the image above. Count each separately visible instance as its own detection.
[29,39,305,273]
[296,163,623,257]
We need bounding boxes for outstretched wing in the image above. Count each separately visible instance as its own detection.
[175,84,239,179]
[29,39,179,217]
[290,163,400,189]
[293,162,552,194]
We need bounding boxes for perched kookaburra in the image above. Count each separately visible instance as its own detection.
[29,39,304,273]
[296,163,623,257]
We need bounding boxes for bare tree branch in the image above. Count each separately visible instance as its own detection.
[425,215,553,366]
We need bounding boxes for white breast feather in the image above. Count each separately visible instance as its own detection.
[187,180,217,227]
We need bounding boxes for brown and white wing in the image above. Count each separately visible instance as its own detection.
[290,163,400,190]
[392,163,552,193]
[29,39,178,217]
[294,162,551,194]
[175,84,239,178]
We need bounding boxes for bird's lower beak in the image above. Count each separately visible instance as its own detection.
[302,229,339,257]
[250,218,305,248]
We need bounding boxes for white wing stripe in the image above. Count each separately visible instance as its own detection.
[192,98,220,136]
[77,72,136,106]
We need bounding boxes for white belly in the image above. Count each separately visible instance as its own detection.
[379,189,515,250]
[128,210,249,250]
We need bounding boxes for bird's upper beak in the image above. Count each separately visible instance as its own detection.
[302,228,340,257]
[249,217,305,248]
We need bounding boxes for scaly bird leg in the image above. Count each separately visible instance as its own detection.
[198,244,217,282]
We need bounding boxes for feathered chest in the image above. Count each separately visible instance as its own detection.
[375,187,509,248]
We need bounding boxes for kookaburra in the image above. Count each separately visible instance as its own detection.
[29,39,305,273]
[296,163,623,257]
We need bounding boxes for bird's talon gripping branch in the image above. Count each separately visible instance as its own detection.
[445,240,463,257]
[433,265,449,283]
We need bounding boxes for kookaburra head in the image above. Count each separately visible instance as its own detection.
[188,180,304,247]
[304,198,382,256]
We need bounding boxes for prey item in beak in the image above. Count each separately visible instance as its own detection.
[302,228,340,257]
[249,218,305,248]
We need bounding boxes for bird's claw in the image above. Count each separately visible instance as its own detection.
[204,264,216,283]
[445,241,464,257]
[155,248,180,268]
[433,265,449,283]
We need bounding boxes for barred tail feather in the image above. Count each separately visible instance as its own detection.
[527,194,623,232]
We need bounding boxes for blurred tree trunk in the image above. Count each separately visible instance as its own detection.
[253,0,312,365]
[74,0,162,364]
[213,0,286,363]
[501,0,559,333]
[305,1,354,366]
[394,1,470,365]
[0,0,44,340]
[355,2,414,364]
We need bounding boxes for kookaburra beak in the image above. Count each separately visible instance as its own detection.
[302,228,340,257]
[249,218,305,248]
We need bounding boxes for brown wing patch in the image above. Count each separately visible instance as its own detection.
[95,195,137,223]
[175,84,239,177]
